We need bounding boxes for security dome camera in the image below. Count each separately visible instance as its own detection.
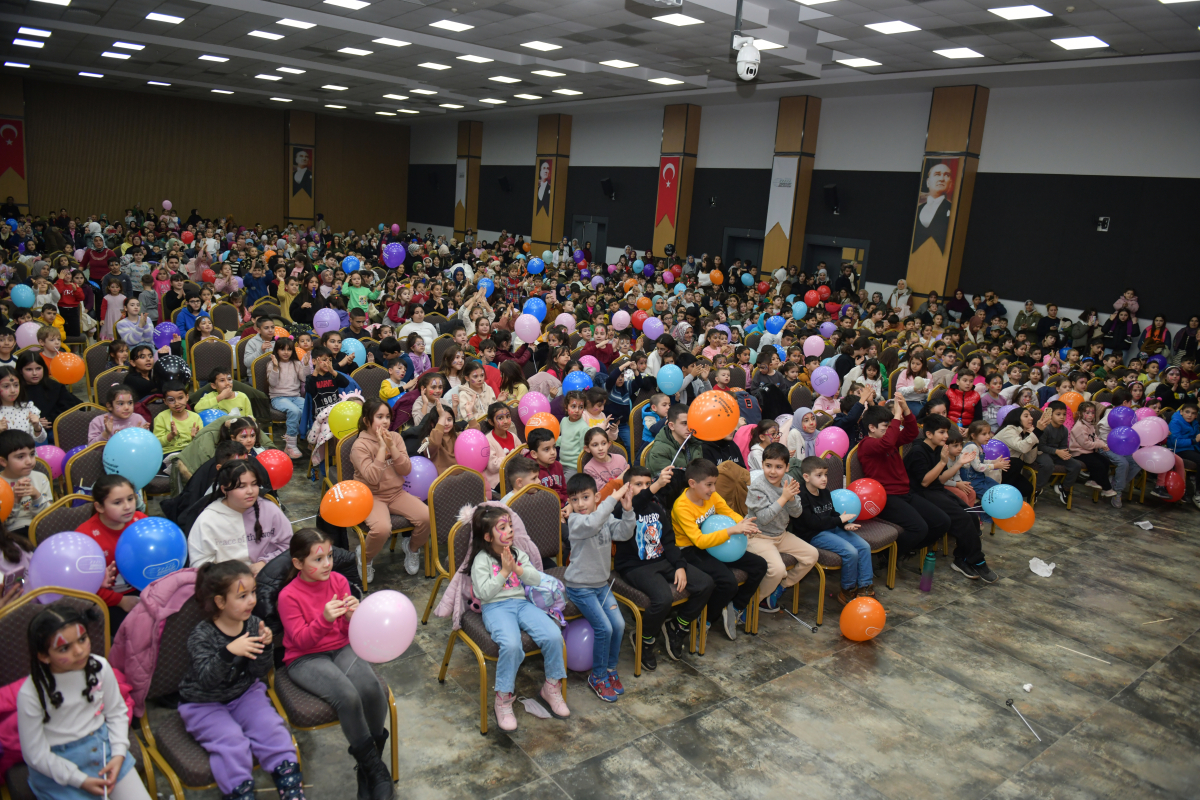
[733,35,760,81]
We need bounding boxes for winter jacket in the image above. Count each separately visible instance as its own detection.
[1102,318,1139,353]
[1068,418,1105,457]
[1168,413,1199,454]
[945,386,981,427]
[995,424,1040,465]
[645,425,702,478]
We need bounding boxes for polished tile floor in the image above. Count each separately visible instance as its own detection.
[152,475,1200,800]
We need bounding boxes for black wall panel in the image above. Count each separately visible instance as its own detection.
[406,163,456,228]
[478,164,534,235]
[561,166,658,252]
[689,168,773,258]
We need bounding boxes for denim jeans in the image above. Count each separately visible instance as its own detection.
[1100,449,1140,492]
[27,723,141,800]
[810,528,873,589]
[965,471,1000,524]
[565,586,624,679]
[906,400,926,416]
[271,396,304,436]
[481,598,566,693]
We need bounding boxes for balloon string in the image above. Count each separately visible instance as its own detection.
[669,434,692,467]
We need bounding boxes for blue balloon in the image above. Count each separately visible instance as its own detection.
[1058,346,1070,360]
[775,345,786,361]
[378,223,385,231]
[522,297,547,322]
[341,256,360,274]
[199,409,227,426]
[982,484,1023,520]
[114,517,187,591]
[632,260,644,274]
[765,315,786,335]
[527,257,545,274]
[657,364,684,395]
[102,427,163,491]
[10,285,34,308]
[700,514,734,535]
[741,273,754,287]
[792,301,808,320]
[821,357,836,367]
[786,295,796,303]
[563,371,592,392]
[341,337,366,366]
[831,488,861,522]
[477,277,494,298]
[674,284,685,295]
[386,395,399,409]
[697,513,746,561]
[4,219,16,229]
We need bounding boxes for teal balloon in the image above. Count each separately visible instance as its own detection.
[982,484,1022,519]
[10,285,34,308]
[542,250,552,261]
[741,273,754,287]
[674,284,685,295]
[341,337,366,366]
[102,427,163,490]
[633,260,644,274]
[831,489,861,521]
[657,364,684,395]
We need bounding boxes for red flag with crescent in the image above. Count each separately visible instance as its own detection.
[0,119,25,180]
[655,156,680,228]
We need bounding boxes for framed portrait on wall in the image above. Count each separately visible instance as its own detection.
[535,158,552,216]
[911,157,960,254]
[292,147,313,197]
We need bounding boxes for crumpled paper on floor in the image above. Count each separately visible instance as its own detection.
[1029,557,1056,577]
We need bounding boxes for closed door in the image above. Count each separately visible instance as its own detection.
[805,244,844,277]
[571,218,606,265]
[726,236,763,269]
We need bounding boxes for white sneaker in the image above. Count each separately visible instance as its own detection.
[403,539,421,575]
[1101,489,1117,497]
[355,546,375,584]
[1084,480,1102,490]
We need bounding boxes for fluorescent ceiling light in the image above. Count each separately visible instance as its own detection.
[277,19,316,29]
[277,67,305,74]
[793,0,838,4]
[78,71,102,77]
[31,0,70,4]
[5,62,31,68]
[418,62,450,70]
[211,89,234,94]
[323,84,348,90]
[397,109,419,114]
[101,51,130,59]
[532,69,564,77]
[865,21,920,33]
[410,88,437,94]
[988,5,1051,19]
[338,47,373,55]
[514,93,542,99]
[457,54,492,62]
[326,104,346,109]
[553,88,581,95]
[147,80,170,85]
[383,93,408,100]
[18,27,51,37]
[376,111,396,116]
[935,47,983,58]
[12,39,44,49]
[373,38,410,47]
[248,30,284,40]
[113,42,145,50]
[255,74,282,81]
[521,41,561,51]
[490,75,520,83]
[600,59,637,68]
[653,13,703,25]
[145,12,183,24]
[479,98,505,104]
[1052,35,1107,48]
[754,39,785,50]
[429,20,473,32]
[836,57,881,67]
[324,0,369,9]
[439,103,464,108]
[270,97,292,102]
[648,77,683,85]
[199,54,228,62]
[1160,0,1200,3]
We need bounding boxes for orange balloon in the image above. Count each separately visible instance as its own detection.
[296,347,308,361]
[0,479,12,520]
[624,279,637,292]
[264,250,276,261]
[522,242,530,253]
[320,480,374,527]
[525,412,560,439]
[687,390,740,441]
[49,352,86,385]
[994,501,1035,534]
[1058,391,1083,414]
[599,478,623,500]
[636,297,652,312]
[709,270,724,285]
[839,596,886,642]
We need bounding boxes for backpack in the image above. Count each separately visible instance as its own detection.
[524,573,567,627]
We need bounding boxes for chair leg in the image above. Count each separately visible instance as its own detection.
[615,597,643,677]
[438,629,458,683]
[387,688,399,777]
[886,543,897,590]
[1067,486,1073,511]
[144,745,185,800]
[421,574,445,625]
[815,565,826,626]
[137,737,157,798]
[698,608,708,655]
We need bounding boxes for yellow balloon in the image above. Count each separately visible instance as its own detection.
[329,401,362,440]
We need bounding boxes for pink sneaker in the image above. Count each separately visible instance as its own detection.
[539,680,571,718]
[494,691,517,731]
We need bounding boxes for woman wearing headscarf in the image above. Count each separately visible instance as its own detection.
[786,407,818,460]
[79,232,117,283]
[946,289,972,322]
[887,279,912,320]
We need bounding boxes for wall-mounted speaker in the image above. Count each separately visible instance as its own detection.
[498,176,511,192]
[600,178,615,200]
[824,184,839,215]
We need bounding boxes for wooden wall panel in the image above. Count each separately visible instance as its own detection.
[315,114,410,232]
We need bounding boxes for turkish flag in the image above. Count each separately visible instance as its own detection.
[0,119,25,180]
[655,156,680,228]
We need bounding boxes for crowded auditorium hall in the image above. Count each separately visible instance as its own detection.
[0,0,1197,797]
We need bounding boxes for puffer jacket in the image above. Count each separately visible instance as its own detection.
[257,548,362,667]
[109,568,198,716]
[995,424,1040,465]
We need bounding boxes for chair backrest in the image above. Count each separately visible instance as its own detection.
[171,307,183,324]
[728,366,747,389]
[639,443,657,466]
[145,598,206,702]
[0,590,110,688]
[629,399,648,463]
[431,334,454,368]
[1092,389,1112,405]
[814,412,834,430]
[30,495,95,546]
[506,484,562,564]
[93,367,128,408]
[192,339,235,390]
[34,458,54,497]
[820,451,845,491]
[53,403,106,452]
[66,443,105,495]
[745,332,761,351]
[447,520,469,574]
[789,384,813,412]
[251,353,270,394]
[426,313,448,329]
[335,432,359,483]
[497,445,529,496]
[351,364,386,401]
[428,466,486,568]
[187,327,225,351]
[846,443,866,484]
[211,302,240,333]
[84,343,111,397]
[234,337,252,380]
[254,301,282,319]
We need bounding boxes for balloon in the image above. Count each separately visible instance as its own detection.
[313,308,340,335]
[631,310,648,330]
[73,249,84,261]
[198,268,217,284]
[840,597,886,641]
[1135,407,1157,421]
[1107,427,1140,456]
[102,427,163,490]
[181,231,194,245]
[819,321,837,337]
[525,412,560,439]
[255,449,294,491]
[565,618,594,672]
[48,353,85,385]
[454,429,490,472]
[28,532,107,602]
[982,440,1010,461]
[670,264,682,278]
[348,590,417,663]
[803,335,825,358]
[804,290,820,307]
[522,297,547,322]
[382,243,406,268]
[113,517,186,591]
[643,317,664,340]
[791,302,807,320]
[340,338,366,366]
[757,281,770,296]
[0,480,11,520]
[563,371,592,392]
[687,391,739,441]
[811,366,840,397]
[554,312,576,333]
[643,264,654,278]
[328,401,362,440]
[637,297,652,312]
[514,313,541,343]
[831,488,861,522]
[198,409,227,426]
[1132,417,1168,447]
[14,322,41,350]
[1058,346,1071,360]
[162,200,172,211]
[1107,406,1135,429]
[774,268,788,282]
[574,250,586,265]
[579,355,600,372]
[848,478,886,521]
[612,310,631,331]
[592,276,605,288]
[1058,391,1083,414]
[1163,470,1186,502]
[152,321,179,350]
[815,426,850,458]
[1133,445,1174,474]
[741,273,754,287]
[994,502,1035,534]
[657,365,684,396]
[401,456,437,500]
[709,270,723,285]
[10,285,34,309]
[708,533,748,562]
[321,480,373,527]
[817,285,831,301]
[981,484,1022,520]
[765,316,785,335]
[517,391,550,424]
[391,223,401,234]
[35,445,66,479]
[624,279,637,292]
[1147,354,1168,372]
[674,284,685,295]
[598,478,623,501]
[608,265,618,275]
[527,257,545,275]
[341,256,361,274]
[996,404,1019,424]
[542,250,552,261]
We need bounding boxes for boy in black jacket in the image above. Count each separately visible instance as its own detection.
[794,456,874,606]
[617,465,713,670]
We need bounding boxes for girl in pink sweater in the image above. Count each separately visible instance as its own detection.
[277,530,395,800]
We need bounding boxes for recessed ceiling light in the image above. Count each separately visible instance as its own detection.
[600,59,637,68]
[256,74,282,81]
[376,111,396,116]
[145,12,184,24]
[211,89,234,94]
[1053,35,1107,49]
[248,31,284,40]
[18,27,51,37]
[457,54,492,63]
[277,67,305,74]
[514,93,542,99]
[988,5,1051,19]
[410,88,437,95]
[648,77,683,85]
[836,57,881,67]
[479,98,505,104]
[78,71,102,77]
[323,84,348,90]
[338,47,373,56]
[325,104,346,109]
[418,62,450,70]
[147,80,170,85]
[373,38,409,47]
[199,55,228,62]
[113,42,144,50]
[429,20,473,32]
[440,103,464,108]
[532,69,565,77]
[653,13,703,25]
[324,0,369,9]
[5,62,30,68]
[490,75,520,83]
[397,109,419,114]
[277,18,316,29]
[101,51,130,59]
[553,88,581,95]
[754,39,785,50]
[935,47,983,58]
[12,39,44,49]
[865,21,920,33]
[270,97,292,102]
[383,93,408,100]
[521,41,561,51]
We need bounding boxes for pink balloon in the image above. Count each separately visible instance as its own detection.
[1132,417,1168,447]
[803,335,825,358]
[401,455,437,500]
[579,355,600,372]
[1132,445,1174,474]
[517,391,550,424]
[348,590,417,663]
[162,200,172,211]
[608,265,617,274]
[73,249,85,261]
[1134,407,1157,421]
[814,426,850,458]
[514,313,541,343]
[454,428,490,472]
[554,312,576,334]
[662,271,674,285]
[612,310,631,331]
[16,322,40,350]
[35,445,66,479]
[391,223,400,234]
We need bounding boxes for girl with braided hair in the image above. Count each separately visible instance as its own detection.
[18,603,151,798]
[187,460,293,574]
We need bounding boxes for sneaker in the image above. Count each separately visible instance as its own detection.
[1193,494,1200,511]
[973,562,999,583]
[587,674,618,703]
[1054,485,1069,506]
[759,586,782,614]
[354,546,375,584]
[856,584,876,598]
[722,603,739,641]
[1101,489,1118,498]
[1150,486,1171,501]
[540,680,571,718]
[607,670,624,695]
[403,539,421,576]
[1111,493,1123,509]
[661,619,686,662]
[951,559,980,580]
[631,632,657,671]
[1084,480,1102,490]
[494,692,518,731]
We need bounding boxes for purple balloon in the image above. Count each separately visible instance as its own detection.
[819,321,837,337]
[64,445,87,461]
[382,242,406,269]
[1108,426,1140,456]
[1107,405,1135,429]
[643,264,654,278]
[580,268,590,280]
[401,456,437,500]
[28,532,107,603]
[313,308,340,335]
[811,366,840,397]
[996,404,1020,424]
[565,618,594,672]
[591,276,604,288]
[982,439,1010,461]
[153,321,179,350]
[573,249,585,264]
[642,317,664,340]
